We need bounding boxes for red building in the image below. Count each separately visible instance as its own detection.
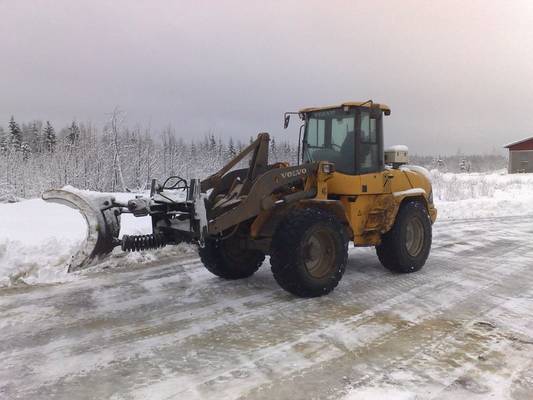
[504,137,533,173]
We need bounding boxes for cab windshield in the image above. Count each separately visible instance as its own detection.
[302,108,356,173]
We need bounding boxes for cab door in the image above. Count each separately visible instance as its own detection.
[357,109,386,194]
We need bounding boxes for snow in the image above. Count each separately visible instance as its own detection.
[0,199,85,286]
[0,190,188,287]
[393,188,426,197]
[1,171,532,287]
[430,170,533,219]
[386,145,409,152]
[341,387,416,400]
[1,187,532,399]
[401,164,432,181]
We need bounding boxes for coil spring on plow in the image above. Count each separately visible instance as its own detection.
[121,234,167,252]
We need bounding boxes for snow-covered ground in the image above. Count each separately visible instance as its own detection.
[0,171,532,399]
[0,170,532,287]
[431,169,533,220]
[0,190,192,286]
[1,213,532,399]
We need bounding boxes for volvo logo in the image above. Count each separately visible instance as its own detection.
[281,168,307,179]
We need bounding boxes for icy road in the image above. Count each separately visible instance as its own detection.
[1,216,533,400]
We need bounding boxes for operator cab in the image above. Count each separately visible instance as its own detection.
[294,102,390,175]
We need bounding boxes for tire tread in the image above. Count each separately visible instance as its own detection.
[376,200,432,273]
[270,208,348,297]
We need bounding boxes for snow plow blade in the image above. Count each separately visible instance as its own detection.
[42,189,121,272]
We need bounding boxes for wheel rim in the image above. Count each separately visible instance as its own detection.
[405,217,425,257]
[303,228,336,279]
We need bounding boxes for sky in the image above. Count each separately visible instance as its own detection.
[1,0,533,154]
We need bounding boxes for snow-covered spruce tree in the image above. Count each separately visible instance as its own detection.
[270,137,277,162]
[27,121,43,153]
[67,120,80,145]
[227,137,236,157]
[8,116,22,151]
[209,133,217,152]
[21,142,31,161]
[217,137,223,158]
[43,121,57,152]
[0,126,7,154]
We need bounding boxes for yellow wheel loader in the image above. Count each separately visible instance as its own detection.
[43,101,437,297]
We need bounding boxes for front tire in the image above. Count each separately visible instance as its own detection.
[199,236,265,280]
[376,201,432,273]
[270,208,348,297]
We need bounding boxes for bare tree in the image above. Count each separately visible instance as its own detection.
[105,108,127,192]
[0,114,300,200]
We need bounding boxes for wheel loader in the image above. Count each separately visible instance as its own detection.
[43,101,437,297]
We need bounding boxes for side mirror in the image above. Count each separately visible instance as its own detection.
[284,114,290,129]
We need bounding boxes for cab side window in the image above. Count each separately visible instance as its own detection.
[358,111,382,174]
[306,118,325,147]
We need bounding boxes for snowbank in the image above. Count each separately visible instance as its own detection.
[431,170,533,219]
[0,191,192,287]
[0,199,86,286]
[1,171,532,287]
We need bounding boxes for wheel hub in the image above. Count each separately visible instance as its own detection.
[303,228,336,278]
[405,217,425,257]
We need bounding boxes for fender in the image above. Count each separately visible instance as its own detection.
[382,188,432,234]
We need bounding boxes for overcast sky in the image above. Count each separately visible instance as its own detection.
[1,0,533,154]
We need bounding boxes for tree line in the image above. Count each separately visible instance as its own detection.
[0,111,297,201]
[0,112,507,201]
[409,154,507,174]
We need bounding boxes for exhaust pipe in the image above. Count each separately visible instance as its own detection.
[42,189,122,272]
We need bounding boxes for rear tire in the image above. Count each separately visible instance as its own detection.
[199,236,265,280]
[270,208,348,297]
[376,201,432,273]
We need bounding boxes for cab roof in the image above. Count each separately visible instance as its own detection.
[299,101,391,115]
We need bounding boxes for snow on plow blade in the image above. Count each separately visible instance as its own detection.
[42,189,121,272]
